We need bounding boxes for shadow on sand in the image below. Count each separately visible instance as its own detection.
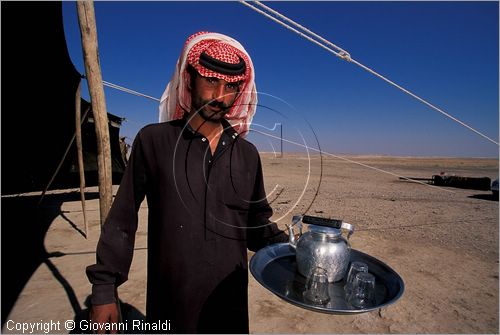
[468,193,499,202]
[1,191,99,325]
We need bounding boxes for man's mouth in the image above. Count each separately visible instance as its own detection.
[207,105,222,113]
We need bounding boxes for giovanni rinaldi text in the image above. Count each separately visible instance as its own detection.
[80,319,171,332]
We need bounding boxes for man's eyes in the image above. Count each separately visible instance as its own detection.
[203,77,239,91]
[205,77,218,84]
[225,83,239,91]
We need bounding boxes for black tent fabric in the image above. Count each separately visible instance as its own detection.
[1,2,127,325]
[1,1,126,196]
[60,98,127,191]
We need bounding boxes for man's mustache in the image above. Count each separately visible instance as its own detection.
[207,100,230,111]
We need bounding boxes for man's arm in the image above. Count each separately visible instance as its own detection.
[86,130,149,323]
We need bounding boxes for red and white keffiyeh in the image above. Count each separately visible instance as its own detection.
[159,31,257,137]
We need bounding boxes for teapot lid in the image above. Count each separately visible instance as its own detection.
[308,224,341,237]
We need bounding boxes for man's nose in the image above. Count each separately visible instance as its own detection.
[212,84,226,102]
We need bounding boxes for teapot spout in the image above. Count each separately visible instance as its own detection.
[287,215,303,249]
[287,224,297,248]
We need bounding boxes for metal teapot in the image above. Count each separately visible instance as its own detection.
[288,215,354,283]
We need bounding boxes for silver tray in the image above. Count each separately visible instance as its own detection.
[249,243,404,314]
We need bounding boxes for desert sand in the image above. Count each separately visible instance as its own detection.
[2,154,498,333]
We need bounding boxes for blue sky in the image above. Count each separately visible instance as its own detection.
[62,1,499,158]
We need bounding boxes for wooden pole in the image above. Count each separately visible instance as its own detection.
[75,82,89,238]
[77,1,112,226]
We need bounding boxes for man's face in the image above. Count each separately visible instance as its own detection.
[190,74,242,122]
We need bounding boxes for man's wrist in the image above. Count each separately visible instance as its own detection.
[91,284,117,305]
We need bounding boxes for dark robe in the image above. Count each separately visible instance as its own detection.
[86,117,287,333]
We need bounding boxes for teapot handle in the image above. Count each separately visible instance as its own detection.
[341,221,355,239]
[303,215,342,228]
[301,215,355,239]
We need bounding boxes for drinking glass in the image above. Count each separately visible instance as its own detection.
[344,261,368,297]
[303,267,330,304]
[347,272,376,308]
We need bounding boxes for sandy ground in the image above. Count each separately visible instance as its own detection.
[2,154,498,334]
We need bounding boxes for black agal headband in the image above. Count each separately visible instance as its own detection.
[199,51,246,76]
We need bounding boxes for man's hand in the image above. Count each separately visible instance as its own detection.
[89,302,119,334]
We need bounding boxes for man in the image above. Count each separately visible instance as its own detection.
[87,31,288,333]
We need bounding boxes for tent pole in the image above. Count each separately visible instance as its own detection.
[75,82,89,239]
[77,0,113,227]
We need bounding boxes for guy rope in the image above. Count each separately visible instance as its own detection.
[240,1,499,146]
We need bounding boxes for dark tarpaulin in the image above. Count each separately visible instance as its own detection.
[1,1,125,325]
[1,1,126,196]
[432,175,492,191]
